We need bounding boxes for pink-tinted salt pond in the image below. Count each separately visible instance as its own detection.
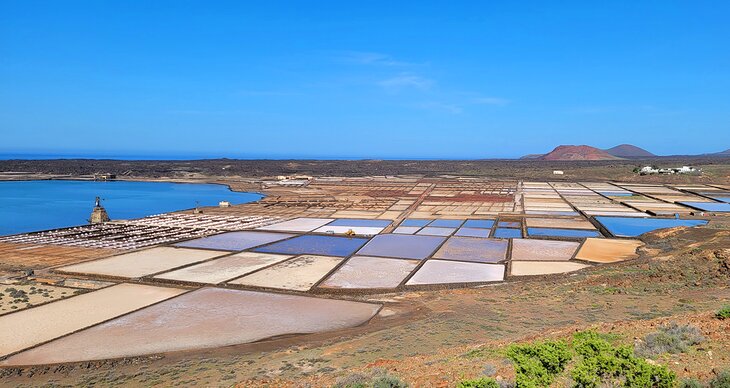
[2,288,381,366]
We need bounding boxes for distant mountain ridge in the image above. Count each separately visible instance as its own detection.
[604,144,655,158]
[521,144,729,160]
[531,145,621,161]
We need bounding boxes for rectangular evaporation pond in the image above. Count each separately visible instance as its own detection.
[319,256,419,289]
[710,196,730,203]
[313,225,386,236]
[356,234,446,260]
[527,228,601,239]
[0,283,185,358]
[154,252,292,284]
[463,219,495,229]
[595,217,708,238]
[429,219,464,228]
[525,217,596,230]
[416,227,456,237]
[393,226,420,235]
[229,255,342,291]
[326,219,392,227]
[57,247,227,278]
[511,239,580,261]
[253,235,368,257]
[493,228,522,239]
[434,237,507,263]
[175,231,295,251]
[400,218,432,227]
[678,202,730,212]
[526,211,580,216]
[599,191,633,197]
[574,238,643,263]
[406,260,504,285]
[454,227,490,238]
[1,288,380,366]
[498,221,521,228]
[256,217,334,232]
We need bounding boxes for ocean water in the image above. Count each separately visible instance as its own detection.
[0,180,263,236]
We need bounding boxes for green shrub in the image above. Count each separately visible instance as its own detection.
[716,306,730,320]
[709,369,730,388]
[635,322,704,358]
[506,340,571,387]
[372,374,408,388]
[571,330,676,388]
[457,377,500,388]
[333,368,408,388]
[679,378,705,388]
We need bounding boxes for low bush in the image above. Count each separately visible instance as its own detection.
[571,330,676,388]
[635,322,704,358]
[332,368,408,388]
[457,377,500,388]
[716,306,730,320]
[709,369,730,388]
[506,340,571,387]
[679,378,704,388]
[372,374,408,388]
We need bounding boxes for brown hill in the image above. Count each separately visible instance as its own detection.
[518,153,544,160]
[604,144,655,158]
[538,145,622,161]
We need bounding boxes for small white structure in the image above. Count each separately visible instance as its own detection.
[218,201,231,208]
[276,175,313,181]
[553,170,564,175]
[639,165,700,175]
[640,166,659,175]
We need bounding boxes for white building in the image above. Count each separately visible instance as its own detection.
[638,165,699,175]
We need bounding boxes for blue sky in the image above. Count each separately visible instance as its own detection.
[1,1,729,159]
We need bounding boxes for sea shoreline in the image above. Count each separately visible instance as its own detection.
[0,179,266,236]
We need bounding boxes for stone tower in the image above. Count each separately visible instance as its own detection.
[89,196,110,224]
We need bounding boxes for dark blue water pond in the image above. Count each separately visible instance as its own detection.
[595,216,708,237]
[357,234,445,260]
[253,235,368,257]
[527,228,601,238]
[429,219,464,228]
[679,202,730,212]
[463,219,495,229]
[0,180,263,236]
[493,228,522,238]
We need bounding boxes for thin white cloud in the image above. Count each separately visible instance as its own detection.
[472,97,511,106]
[378,74,434,92]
